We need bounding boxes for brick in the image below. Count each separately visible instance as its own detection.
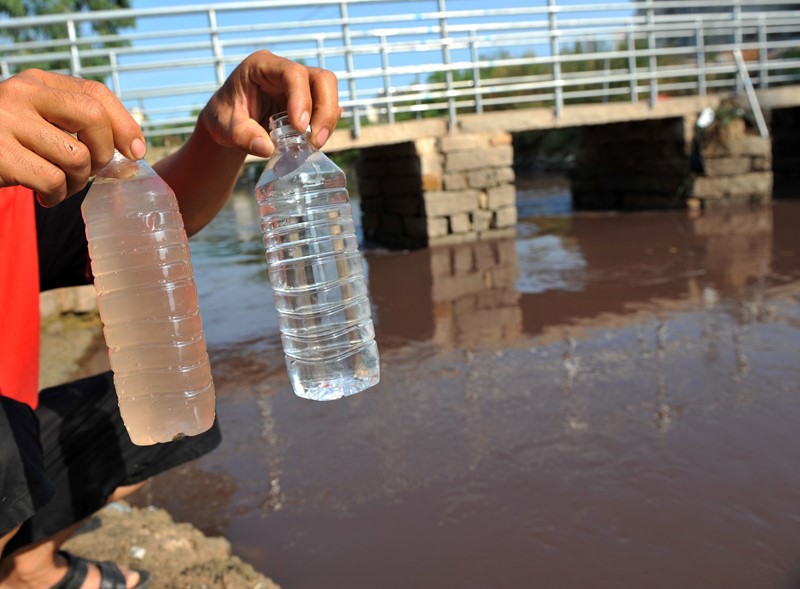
[493,205,518,228]
[443,173,468,191]
[423,190,481,216]
[445,145,513,172]
[472,209,493,232]
[692,172,773,199]
[449,212,472,234]
[702,157,751,176]
[466,169,497,189]
[420,154,442,176]
[422,173,443,191]
[440,133,491,153]
[487,184,517,209]
[490,132,512,146]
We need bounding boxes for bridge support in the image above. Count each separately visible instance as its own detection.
[356,131,517,249]
[570,116,772,211]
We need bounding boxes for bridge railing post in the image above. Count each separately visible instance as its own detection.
[548,0,562,119]
[208,9,226,87]
[339,1,361,138]
[109,52,122,97]
[315,35,326,70]
[469,29,483,115]
[696,19,706,96]
[627,25,637,103]
[1,61,9,81]
[733,0,743,94]
[758,15,769,89]
[379,34,394,125]
[66,19,81,77]
[438,0,456,133]
[646,0,657,108]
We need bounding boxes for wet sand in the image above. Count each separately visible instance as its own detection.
[131,193,800,588]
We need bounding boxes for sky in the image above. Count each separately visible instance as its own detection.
[78,0,636,130]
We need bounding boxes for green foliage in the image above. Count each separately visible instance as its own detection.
[0,0,135,81]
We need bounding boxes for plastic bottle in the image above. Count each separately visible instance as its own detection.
[254,112,380,400]
[82,151,215,445]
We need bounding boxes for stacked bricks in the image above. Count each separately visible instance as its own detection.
[689,117,772,210]
[356,132,517,249]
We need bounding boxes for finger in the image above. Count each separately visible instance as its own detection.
[249,53,312,134]
[18,120,93,196]
[26,88,112,174]
[0,141,69,206]
[306,68,341,148]
[29,70,146,161]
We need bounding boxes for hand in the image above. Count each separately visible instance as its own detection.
[200,50,341,158]
[0,69,146,206]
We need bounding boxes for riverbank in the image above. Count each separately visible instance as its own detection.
[40,304,280,589]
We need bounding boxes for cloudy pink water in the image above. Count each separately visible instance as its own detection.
[132,186,800,589]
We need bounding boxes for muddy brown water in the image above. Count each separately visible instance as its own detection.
[130,187,800,589]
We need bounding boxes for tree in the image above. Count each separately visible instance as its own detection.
[0,0,135,81]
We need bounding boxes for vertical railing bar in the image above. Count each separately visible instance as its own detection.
[758,15,768,89]
[438,0,456,133]
[733,0,743,94]
[646,0,657,108]
[67,19,81,77]
[1,61,10,80]
[696,19,706,96]
[316,35,326,70]
[379,34,394,124]
[208,9,226,86]
[627,25,637,103]
[109,51,122,96]
[469,29,483,114]
[340,1,360,138]
[548,0,562,119]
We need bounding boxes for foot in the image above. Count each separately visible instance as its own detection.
[0,551,148,589]
[52,552,148,589]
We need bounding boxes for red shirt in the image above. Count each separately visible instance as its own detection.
[0,186,40,408]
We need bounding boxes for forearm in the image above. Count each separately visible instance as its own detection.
[153,116,246,237]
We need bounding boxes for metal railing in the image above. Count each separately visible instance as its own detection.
[1,0,798,141]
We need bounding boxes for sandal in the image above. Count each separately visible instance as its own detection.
[51,551,151,589]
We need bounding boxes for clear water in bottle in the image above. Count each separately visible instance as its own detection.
[82,152,215,445]
[254,112,380,400]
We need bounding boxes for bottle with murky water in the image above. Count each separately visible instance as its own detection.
[254,112,380,400]
[82,151,215,445]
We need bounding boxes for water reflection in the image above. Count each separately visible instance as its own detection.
[137,193,800,589]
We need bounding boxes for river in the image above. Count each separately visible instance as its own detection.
[133,182,800,589]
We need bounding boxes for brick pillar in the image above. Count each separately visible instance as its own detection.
[356,131,517,249]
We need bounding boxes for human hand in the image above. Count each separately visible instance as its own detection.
[200,50,341,158]
[0,69,146,206]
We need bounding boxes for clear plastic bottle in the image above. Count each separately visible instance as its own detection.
[82,151,215,445]
[254,112,380,400]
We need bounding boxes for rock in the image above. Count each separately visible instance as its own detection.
[63,502,280,589]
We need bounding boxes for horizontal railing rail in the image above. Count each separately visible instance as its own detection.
[1,0,798,141]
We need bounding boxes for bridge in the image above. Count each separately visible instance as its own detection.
[2,0,800,247]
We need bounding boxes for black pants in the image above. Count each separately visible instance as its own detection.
[0,371,221,556]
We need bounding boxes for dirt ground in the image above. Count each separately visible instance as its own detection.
[41,312,280,589]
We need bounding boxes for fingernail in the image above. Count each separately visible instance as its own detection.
[131,138,146,160]
[250,136,272,157]
[299,111,310,131]
[314,127,329,147]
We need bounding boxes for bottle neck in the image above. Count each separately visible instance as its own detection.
[268,112,310,149]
